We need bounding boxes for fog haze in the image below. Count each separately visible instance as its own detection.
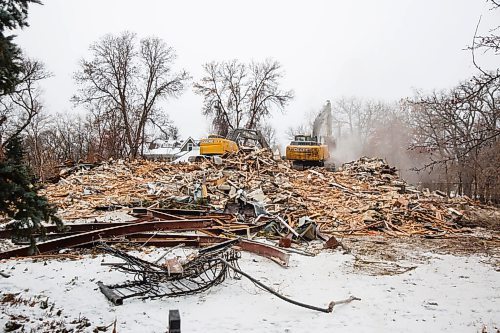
[15,0,499,144]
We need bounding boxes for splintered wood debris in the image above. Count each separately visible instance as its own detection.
[40,151,496,237]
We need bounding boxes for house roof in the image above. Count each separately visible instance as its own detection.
[144,146,182,156]
[179,136,200,150]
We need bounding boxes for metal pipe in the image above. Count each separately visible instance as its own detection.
[97,281,124,305]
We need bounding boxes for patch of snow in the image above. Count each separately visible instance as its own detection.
[0,239,18,253]
[144,146,182,157]
[1,248,498,332]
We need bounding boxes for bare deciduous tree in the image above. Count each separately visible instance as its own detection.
[73,31,190,158]
[258,123,277,148]
[469,0,499,83]
[0,57,51,148]
[194,59,293,136]
[148,111,179,141]
[23,111,52,180]
[335,97,362,136]
[286,123,313,140]
[409,75,500,200]
[334,97,389,146]
[401,0,500,203]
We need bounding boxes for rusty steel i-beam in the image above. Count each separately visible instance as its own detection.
[0,219,215,259]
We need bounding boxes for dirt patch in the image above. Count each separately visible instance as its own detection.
[333,230,500,275]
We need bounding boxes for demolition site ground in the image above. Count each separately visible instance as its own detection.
[0,151,499,332]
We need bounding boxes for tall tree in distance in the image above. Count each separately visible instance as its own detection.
[406,0,500,202]
[408,75,500,199]
[193,59,293,137]
[0,57,52,148]
[73,32,190,158]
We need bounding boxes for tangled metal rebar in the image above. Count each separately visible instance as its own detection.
[97,239,241,305]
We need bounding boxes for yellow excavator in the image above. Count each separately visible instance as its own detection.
[199,135,239,155]
[200,129,269,156]
[286,135,330,169]
[286,100,335,170]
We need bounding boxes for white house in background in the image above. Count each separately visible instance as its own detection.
[172,137,201,163]
[143,137,200,161]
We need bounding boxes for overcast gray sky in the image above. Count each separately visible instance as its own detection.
[16,0,499,145]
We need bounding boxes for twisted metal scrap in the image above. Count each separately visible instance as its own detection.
[97,240,241,304]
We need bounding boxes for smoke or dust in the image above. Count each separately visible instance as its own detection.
[289,99,442,188]
[329,121,435,186]
[329,134,364,166]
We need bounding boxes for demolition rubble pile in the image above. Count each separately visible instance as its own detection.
[40,150,487,237]
[1,150,494,308]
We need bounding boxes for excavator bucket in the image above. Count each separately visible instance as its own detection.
[228,129,269,150]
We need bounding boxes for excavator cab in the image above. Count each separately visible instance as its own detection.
[290,135,320,146]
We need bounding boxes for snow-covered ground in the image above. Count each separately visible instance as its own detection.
[1,241,499,333]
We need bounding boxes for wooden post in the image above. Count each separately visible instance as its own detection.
[169,310,181,333]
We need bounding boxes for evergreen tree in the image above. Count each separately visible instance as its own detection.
[0,0,42,94]
[0,135,61,238]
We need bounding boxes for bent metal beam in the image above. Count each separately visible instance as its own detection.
[0,219,215,259]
